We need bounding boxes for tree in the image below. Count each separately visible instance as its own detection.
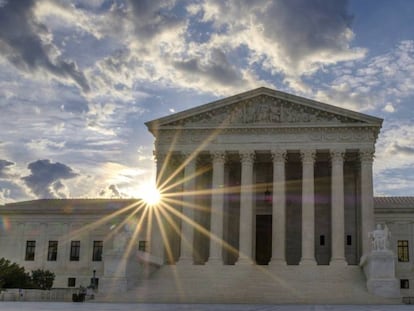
[0,258,31,289]
[31,269,55,290]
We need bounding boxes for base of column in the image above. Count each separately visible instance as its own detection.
[205,257,222,266]
[269,259,287,267]
[329,258,347,267]
[176,257,193,265]
[299,258,317,266]
[235,258,254,265]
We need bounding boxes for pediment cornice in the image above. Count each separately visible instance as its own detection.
[146,87,383,134]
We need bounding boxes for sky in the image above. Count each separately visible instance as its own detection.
[0,0,414,204]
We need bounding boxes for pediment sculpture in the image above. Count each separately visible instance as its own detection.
[164,95,361,127]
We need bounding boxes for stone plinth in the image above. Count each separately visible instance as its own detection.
[361,250,400,298]
[100,250,139,294]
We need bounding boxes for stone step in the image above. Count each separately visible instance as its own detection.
[97,264,401,304]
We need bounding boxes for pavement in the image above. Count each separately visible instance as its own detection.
[0,302,413,311]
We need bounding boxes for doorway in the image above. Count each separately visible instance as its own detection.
[255,215,272,265]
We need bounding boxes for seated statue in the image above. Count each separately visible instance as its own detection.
[369,223,391,251]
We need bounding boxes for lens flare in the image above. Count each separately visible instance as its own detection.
[140,184,162,206]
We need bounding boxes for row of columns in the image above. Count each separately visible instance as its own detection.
[155,148,375,265]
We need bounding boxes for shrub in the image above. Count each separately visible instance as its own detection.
[31,269,55,290]
[0,258,31,289]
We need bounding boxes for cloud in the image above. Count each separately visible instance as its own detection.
[22,159,78,198]
[0,0,90,92]
[0,159,14,178]
[99,184,126,198]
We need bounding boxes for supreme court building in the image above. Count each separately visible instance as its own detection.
[146,87,380,267]
[1,87,414,303]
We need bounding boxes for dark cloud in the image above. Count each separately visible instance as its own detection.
[0,0,90,92]
[22,159,78,198]
[128,0,183,40]
[263,0,354,64]
[0,159,14,178]
[173,48,242,86]
[99,184,124,198]
[392,143,414,155]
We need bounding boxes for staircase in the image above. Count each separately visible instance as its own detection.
[97,264,401,304]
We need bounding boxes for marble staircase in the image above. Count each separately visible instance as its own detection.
[97,264,401,304]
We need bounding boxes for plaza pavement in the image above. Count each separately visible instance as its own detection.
[0,302,413,311]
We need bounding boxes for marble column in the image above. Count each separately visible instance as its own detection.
[151,152,166,261]
[330,149,346,265]
[178,153,196,264]
[207,151,225,264]
[238,150,255,264]
[360,148,375,258]
[300,149,317,265]
[270,149,287,265]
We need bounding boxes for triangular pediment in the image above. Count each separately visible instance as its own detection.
[146,87,382,132]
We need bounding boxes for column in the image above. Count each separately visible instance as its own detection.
[330,149,346,265]
[178,153,196,264]
[151,152,164,260]
[270,149,287,265]
[207,151,225,264]
[237,150,255,264]
[300,149,317,265]
[360,148,375,258]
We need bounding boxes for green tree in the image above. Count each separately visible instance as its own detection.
[0,258,31,289]
[31,269,55,290]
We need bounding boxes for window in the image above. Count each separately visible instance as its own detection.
[67,278,76,287]
[346,235,352,246]
[319,235,325,246]
[398,240,409,262]
[138,240,147,252]
[401,279,410,289]
[70,241,80,261]
[92,241,103,261]
[47,241,58,261]
[90,277,99,289]
[25,240,36,261]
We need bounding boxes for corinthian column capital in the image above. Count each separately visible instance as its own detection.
[330,149,345,164]
[271,149,287,163]
[210,150,226,163]
[359,148,375,163]
[300,149,316,164]
[239,150,255,164]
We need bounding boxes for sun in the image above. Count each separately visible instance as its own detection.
[140,183,162,206]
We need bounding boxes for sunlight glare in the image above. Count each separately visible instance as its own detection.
[140,183,162,206]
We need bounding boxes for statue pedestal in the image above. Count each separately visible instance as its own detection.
[361,250,400,298]
[100,250,140,294]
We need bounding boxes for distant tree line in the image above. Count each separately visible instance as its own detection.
[0,258,55,290]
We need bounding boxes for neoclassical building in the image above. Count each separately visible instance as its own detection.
[146,87,381,267]
[1,87,414,303]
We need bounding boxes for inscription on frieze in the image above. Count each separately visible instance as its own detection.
[164,95,360,126]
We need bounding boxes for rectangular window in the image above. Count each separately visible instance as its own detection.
[67,278,76,287]
[25,240,36,261]
[138,240,147,252]
[400,279,410,289]
[90,277,99,289]
[47,241,58,261]
[398,240,409,262]
[319,235,325,246]
[70,241,80,261]
[92,241,103,261]
[347,235,352,246]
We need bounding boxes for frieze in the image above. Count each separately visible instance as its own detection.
[163,95,361,127]
[156,127,377,148]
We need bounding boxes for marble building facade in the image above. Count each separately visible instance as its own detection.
[1,88,414,301]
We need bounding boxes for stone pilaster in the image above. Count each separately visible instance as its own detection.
[330,149,346,265]
[270,149,287,265]
[300,149,317,265]
[207,151,225,264]
[360,148,375,258]
[178,153,196,264]
[237,150,255,264]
